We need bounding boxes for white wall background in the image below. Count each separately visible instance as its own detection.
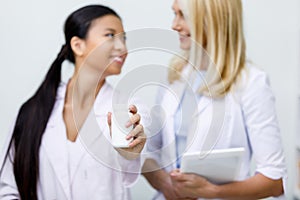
[0,0,299,199]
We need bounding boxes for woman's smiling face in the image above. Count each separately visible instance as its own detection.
[80,15,127,76]
[171,0,191,50]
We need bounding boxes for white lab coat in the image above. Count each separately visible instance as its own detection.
[146,65,287,199]
[0,81,145,200]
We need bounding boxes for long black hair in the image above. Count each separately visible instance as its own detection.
[2,5,120,200]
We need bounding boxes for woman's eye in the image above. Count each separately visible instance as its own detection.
[123,34,127,41]
[105,33,115,38]
[178,11,184,17]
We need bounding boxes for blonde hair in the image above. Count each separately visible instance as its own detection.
[169,0,246,97]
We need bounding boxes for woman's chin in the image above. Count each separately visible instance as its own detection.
[106,69,122,76]
[180,43,191,51]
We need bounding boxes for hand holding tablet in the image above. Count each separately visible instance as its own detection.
[180,148,245,184]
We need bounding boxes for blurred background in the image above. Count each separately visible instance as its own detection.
[0,0,299,199]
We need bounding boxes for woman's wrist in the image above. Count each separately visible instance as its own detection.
[195,181,220,199]
[211,184,221,199]
[154,170,171,189]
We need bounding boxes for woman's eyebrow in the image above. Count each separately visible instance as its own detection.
[104,28,116,32]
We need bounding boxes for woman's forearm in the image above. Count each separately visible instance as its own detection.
[214,173,283,200]
[142,159,169,190]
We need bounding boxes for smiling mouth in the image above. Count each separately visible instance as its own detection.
[112,56,125,64]
[180,33,190,38]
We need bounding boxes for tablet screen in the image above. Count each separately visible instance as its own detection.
[180,148,245,184]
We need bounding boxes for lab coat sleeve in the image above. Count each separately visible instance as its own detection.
[0,119,20,199]
[241,69,287,193]
[142,88,165,165]
[118,155,141,187]
[143,113,163,165]
[0,152,20,200]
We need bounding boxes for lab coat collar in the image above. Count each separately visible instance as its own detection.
[165,82,211,118]
[166,65,211,117]
[166,65,192,115]
[195,95,211,115]
[51,80,111,120]
[167,80,188,116]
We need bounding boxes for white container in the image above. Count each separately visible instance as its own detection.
[111,104,133,148]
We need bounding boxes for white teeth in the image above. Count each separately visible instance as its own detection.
[114,57,123,62]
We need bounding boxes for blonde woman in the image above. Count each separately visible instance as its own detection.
[143,0,287,199]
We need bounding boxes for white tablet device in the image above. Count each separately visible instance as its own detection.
[180,147,245,184]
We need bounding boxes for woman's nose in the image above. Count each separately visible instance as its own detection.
[172,16,181,32]
[114,35,127,51]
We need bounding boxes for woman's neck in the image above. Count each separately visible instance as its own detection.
[66,66,105,109]
[63,65,105,141]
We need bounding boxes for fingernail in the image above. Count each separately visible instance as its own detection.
[129,142,134,147]
[125,121,132,127]
[126,135,132,140]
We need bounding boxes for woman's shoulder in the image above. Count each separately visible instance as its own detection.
[228,63,273,104]
[242,63,269,82]
[231,63,274,106]
[238,63,271,93]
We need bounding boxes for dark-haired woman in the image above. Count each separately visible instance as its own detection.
[0,5,146,200]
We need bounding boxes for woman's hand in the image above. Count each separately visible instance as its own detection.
[170,169,284,199]
[142,161,195,200]
[170,169,218,199]
[154,170,178,200]
[160,174,197,200]
[108,105,146,160]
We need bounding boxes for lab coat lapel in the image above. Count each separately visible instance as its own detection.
[41,83,71,199]
[164,64,195,116]
[75,82,111,171]
[79,82,119,168]
[186,95,211,149]
[160,82,186,169]
[78,109,119,169]
[186,96,226,151]
[196,95,211,115]
[161,116,177,169]
[166,80,187,116]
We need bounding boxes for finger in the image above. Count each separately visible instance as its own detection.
[128,135,146,148]
[177,173,203,184]
[186,174,209,187]
[107,112,112,125]
[126,124,144,139]
[126,113,141,127]
[170,170,181,177]
[107,112,112,137]
[170,172,187,182]
[129,105,137,114]
[170,169,180,174]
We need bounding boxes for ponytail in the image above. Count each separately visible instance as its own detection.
[9,45,68,200]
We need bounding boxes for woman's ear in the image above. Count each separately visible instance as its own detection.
[70,36,86,57]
